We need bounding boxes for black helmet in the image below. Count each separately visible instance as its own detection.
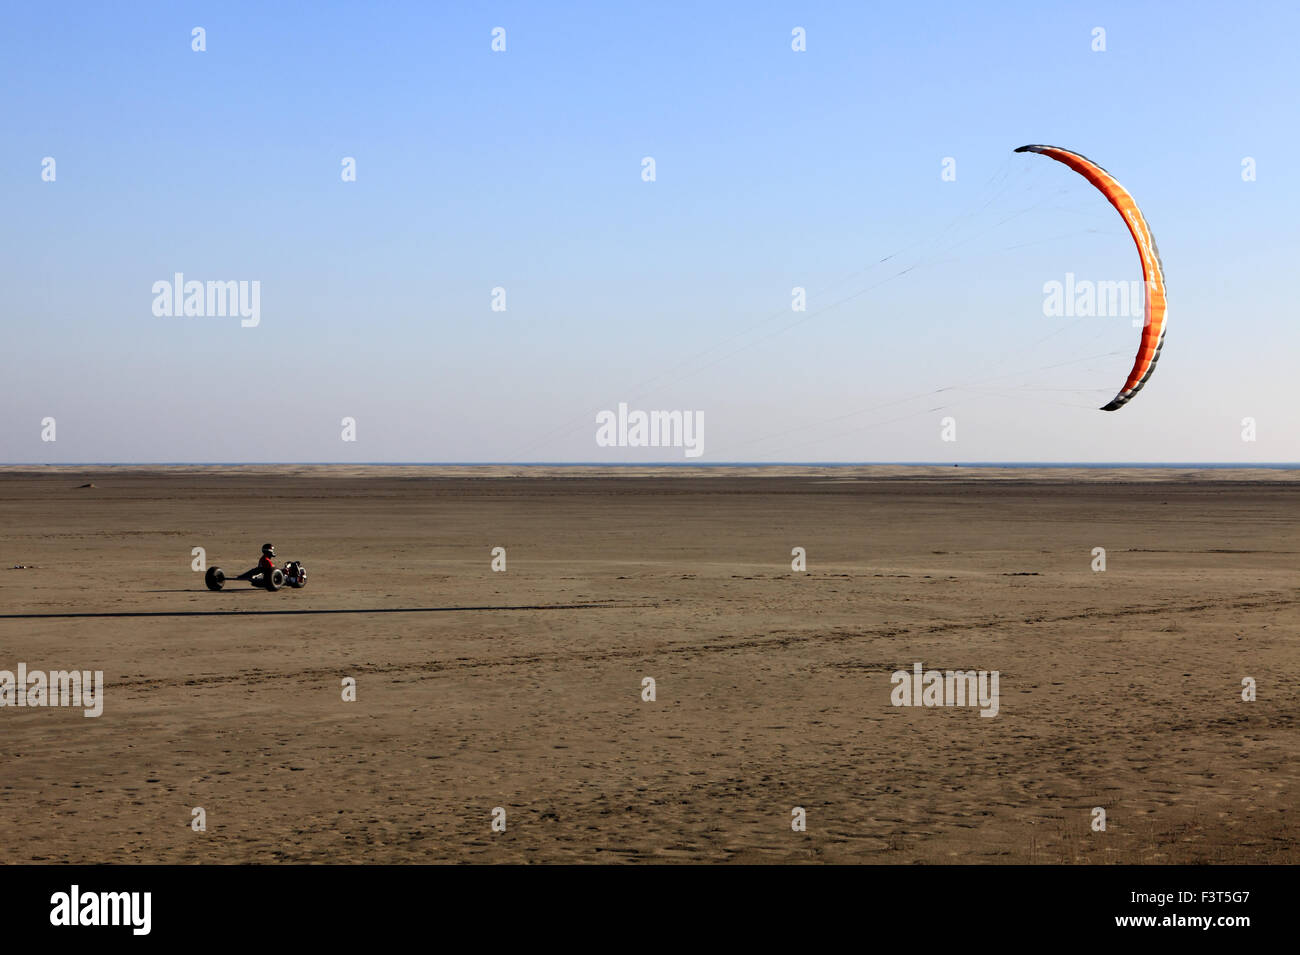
[261,543,275,557]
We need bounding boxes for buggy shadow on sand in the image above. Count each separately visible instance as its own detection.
[205,561,306,592]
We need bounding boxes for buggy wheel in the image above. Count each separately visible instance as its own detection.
[204,567,226,591]
[266,568,285,591]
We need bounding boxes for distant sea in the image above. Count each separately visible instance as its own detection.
[12,462,1299,470]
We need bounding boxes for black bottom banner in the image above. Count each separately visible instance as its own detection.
[0,863,1285,942]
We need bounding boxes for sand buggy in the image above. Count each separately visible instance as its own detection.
[205,560,307,592]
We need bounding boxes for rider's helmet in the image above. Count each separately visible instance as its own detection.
[261,543,275,557]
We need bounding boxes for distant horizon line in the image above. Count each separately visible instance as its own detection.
[2,462,1297,470]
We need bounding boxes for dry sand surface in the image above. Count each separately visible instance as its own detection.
[0,466,1296,863]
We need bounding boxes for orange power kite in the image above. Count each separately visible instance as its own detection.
[1015,145,1167,411]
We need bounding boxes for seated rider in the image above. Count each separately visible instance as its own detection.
[238,543,276,581]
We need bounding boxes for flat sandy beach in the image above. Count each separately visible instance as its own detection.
[1,466,1295,863]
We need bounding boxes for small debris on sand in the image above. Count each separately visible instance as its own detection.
[78,483,96,488]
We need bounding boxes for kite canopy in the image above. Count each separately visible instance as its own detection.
[1014,145,1167,411]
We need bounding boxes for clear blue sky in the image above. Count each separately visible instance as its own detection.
[3,1,1297,462]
